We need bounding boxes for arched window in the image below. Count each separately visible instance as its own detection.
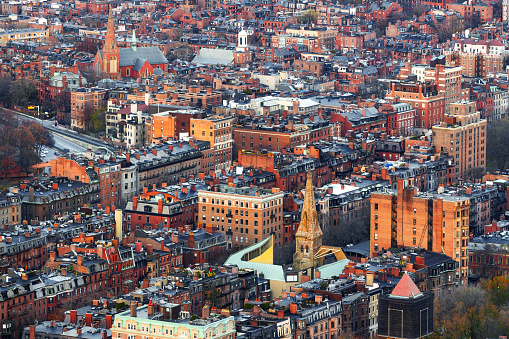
[300,245,304,253]
[305,246,309,253]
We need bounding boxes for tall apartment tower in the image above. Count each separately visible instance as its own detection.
[503,0,509,22]
[370,179,470,285]
[432,100,487,181]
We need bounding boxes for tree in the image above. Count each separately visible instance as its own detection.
[0,78,12,108]
[273,240,296,266]
[297,10,318,24]
[486,118,509,172]
[10,80,37,108]
[205,287,222,308]
[322,216,370,248]
[431,283,509,338]
[485,276,509,306]
[90,106,107,133]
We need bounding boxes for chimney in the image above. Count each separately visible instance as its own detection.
[85,312,92,327]
[126,152,131,163]
[202,304,210,319]
[130,301,137,317]
[147,244,153,255]
[133,196,138,210]
[161,240,166,251]
[70,310,77,324]
[30,325,36,339]
[148,300,155,316]
[158,198,163,213]
[52,182,58,190]
[290,303,297,314]
[188,232,195,249]
[102,330,108,339]
[77,255,83,266]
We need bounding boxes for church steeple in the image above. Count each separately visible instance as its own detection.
[104,6,119,53]
[132,29,137,52]
[293,169,323,271]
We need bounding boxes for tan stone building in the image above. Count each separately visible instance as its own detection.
[432,100,487,181]
[198,185,284,249]
[293,171,323,271]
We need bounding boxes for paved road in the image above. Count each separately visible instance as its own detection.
[2,109,112,159]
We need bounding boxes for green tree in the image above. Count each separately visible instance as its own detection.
[297,10,318,24]
[90,106,107,133]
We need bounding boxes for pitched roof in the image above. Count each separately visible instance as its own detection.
[391,273,422,298]
[119,47,168,67]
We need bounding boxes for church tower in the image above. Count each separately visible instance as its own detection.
[293,170,323,271]
[102,7,120,79]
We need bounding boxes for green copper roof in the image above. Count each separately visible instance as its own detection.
[224,236,286,282]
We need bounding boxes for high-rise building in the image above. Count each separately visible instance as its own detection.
[370,179,470,285]
[432,100,487,181]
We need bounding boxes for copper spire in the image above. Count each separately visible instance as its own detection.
[296,168,322,237]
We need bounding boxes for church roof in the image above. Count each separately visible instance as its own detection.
[132,58,148,72]
[390,273,423,299]
[192,48,234,65]
[119,47,168,67]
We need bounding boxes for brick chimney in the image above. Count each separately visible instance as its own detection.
[188,232,195,249]
[130,301,137,317]
[158,198,163,213]
[70,310,77,324]
[202,304,210,319]
[148,300,155,316]
[85,312,92,327]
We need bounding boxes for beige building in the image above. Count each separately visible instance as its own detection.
[0,193,21,226]
[432,100,487,180]
[0,28,48,46]
[190,116,234,172]
[113,302,236,339]
[198,185,284,249]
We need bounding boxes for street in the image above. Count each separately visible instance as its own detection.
[2,108,103,160]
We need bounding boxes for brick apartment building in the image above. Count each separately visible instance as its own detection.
[385,81,445,133]
[399,58,462,113]
[168,86,222,109]
[190,116,234,172]
[70,87,108,132]
[370,179,470,285]
[432,100,487,180]
[198,185,284,248]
